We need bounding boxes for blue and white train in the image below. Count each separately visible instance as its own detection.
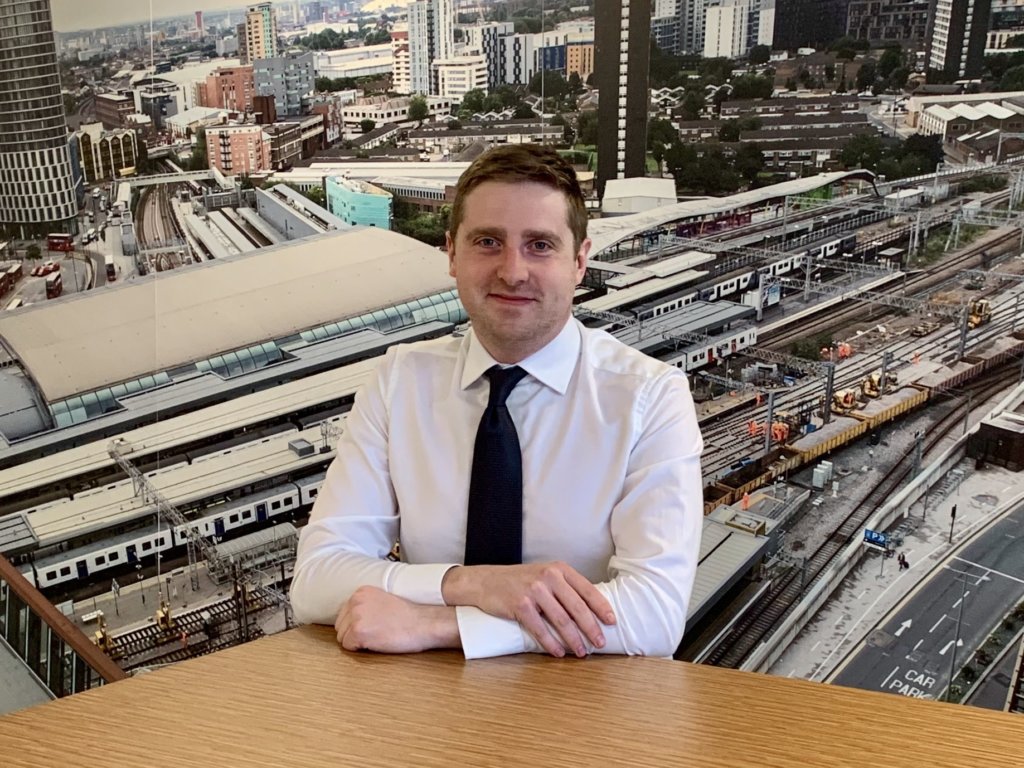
[21,472,326,591]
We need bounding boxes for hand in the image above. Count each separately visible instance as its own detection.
[442,562,615,658]
[335,586,459,653]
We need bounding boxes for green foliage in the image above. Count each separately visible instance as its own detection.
[749,44,770,66]
[513,101,536,119]
[459,88,486,114]
[828,36,870,53]
[878,47,904,80]
[855,61,877,91]
[840,134,885,170]
[528,69,568,101]
[189,127,208,170]
[730,74,773,100]
[359,119,376,133]
[699,57,734,85]
[299,29,351,50]
[408,95,429,121]
[316,76,357,92]
[647,117,678,157]
[393,199,447,246]
[719,121,740,143]
[26,244,41,260]
[791,333,833,361]
[680,89,705,120]
[364,28,391,46]
[734,143,765,184]
[576,110,598,145]
[1000,64,1024,92]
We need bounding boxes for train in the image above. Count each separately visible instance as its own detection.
[702,333,1024,514]
[20,471,326,592]
[626,232,859,323]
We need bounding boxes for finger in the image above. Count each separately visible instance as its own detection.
[534,588,590,657]
[564,568,616,625]
[548,580,606,650]
[335,603,353,646]
[515,600,567,658]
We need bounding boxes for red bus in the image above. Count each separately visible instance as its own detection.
[45,271,62,299]
[47,233,74,252]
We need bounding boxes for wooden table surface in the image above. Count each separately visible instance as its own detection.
[2,625,1023,767]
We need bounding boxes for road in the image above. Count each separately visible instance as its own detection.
[832,501,1024,701]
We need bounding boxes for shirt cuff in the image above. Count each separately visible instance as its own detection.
[456,606,542,659]
[387,563,458,606]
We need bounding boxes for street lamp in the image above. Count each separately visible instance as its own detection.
[136,563,145,606]
[946,571,969,702]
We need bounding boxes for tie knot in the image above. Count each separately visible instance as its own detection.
[484,365,527,408]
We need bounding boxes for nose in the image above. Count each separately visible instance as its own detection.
[495,245,528,286]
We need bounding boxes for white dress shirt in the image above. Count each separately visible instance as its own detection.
[290,318,704,659]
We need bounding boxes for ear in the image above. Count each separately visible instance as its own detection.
[446,231,456,277]
[574,238,591,284]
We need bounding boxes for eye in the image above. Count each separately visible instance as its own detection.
[531,241,553,252]
[475,237,499,248]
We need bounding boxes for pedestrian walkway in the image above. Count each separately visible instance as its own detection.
[768,387,1024,685]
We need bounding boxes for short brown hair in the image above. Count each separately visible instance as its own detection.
[448,144,588,253]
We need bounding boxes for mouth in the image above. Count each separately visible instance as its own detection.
[489,293,536,305]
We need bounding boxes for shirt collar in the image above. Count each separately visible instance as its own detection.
[460,317,581,396]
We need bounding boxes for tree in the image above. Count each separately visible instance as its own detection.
[730,74,773,100]
[360,119,376,133]
[408,95,429,121]
[718,120,740,142]
[888,67,910,93]
[1000,64,1024,92]
[855,61,877,92]
[878,47,903,80]
[734,143,764,184]
[364,28,391,46]
[513,101,536,119]
[26,244,41,261]
[749,44,770,66]
[680,88,704,120]
[840,134,884,170]
[189,127,208,170]
[446,118,462,130]
[576,110,598,145]
[567,72,584,99]
[460,88,486,114]
[824,64,836,82]
[528,69,568,102]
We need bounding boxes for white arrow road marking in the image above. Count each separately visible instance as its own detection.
[894,620,912,637]
[939,639,964,656]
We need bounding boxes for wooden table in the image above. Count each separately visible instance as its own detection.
[1,625,1022,767]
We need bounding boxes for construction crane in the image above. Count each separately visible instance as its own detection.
[108,437,224,592]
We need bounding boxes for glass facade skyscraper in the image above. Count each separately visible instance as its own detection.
[0,0,78,238]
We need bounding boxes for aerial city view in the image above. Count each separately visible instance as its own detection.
[2,0,1024,757]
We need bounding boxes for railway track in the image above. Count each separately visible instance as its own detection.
[700,362,1022,669]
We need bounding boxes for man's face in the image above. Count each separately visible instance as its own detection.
[447,180,590,364]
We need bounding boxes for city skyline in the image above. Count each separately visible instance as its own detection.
[51,0,257,33]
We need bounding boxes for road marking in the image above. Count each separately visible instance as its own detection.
[930,615,946,633]
[954,557,1024,585]
[811,640,821,652]
[913,639,923,651]
[834,615,845,627]
[939,639,963,656]
[857,589,867,600]
[894,619,912,637]
[1007,534,1018,540]
[881,666,900,689]
[952,590,970,609]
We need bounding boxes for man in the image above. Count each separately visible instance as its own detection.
[290,144,704,660]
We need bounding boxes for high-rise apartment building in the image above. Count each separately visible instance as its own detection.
[391,30,412,95]
[464,22,516,90]
[195,10,204,36]
[595,0,651,196]
[988,0,1024,49]
[254,52,315,117]
[772,0,850,50]
[409,0,454,95]
[205,124,272,177]
[241,3,278,66]
[198,66,255,112]
[678,0,709,54]
[703,0,775,58]
[0,0,78,238]
[846,0,930,44]
[927,0,993,78]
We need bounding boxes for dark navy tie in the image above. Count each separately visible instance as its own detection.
[464,365,528,566]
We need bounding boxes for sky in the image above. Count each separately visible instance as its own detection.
[50,0,260,33]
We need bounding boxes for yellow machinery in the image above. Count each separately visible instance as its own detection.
[967,298,992,330]
[862,370,898,398]
[831,389,859,414]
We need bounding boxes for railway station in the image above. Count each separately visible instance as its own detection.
[4,156,1024,721]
